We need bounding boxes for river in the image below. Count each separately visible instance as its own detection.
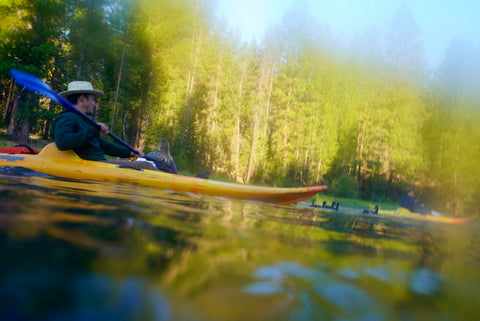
[0,175,479,321]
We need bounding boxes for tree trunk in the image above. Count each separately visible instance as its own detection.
[182,32,201,145]
[316,125,325,183]
[233,61,245,181]
[245,114,259,184]
[112,45,126,129]
[356,118,366,182]
[7,94,21,135]
[263,62,274,138]
[234,114,240,180]
[3,76,14,121]
[42,63,61,138]
[19,118,31,145]
[213,63,220,111]
[136,87,149,149]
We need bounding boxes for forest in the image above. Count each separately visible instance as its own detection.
[0,0,479,214]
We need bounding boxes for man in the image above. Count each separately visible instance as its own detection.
[400,188,427,214]
[51,81,147,164]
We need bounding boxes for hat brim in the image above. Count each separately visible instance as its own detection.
[59,89,104,98]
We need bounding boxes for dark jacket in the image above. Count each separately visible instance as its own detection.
[51,110,131,161]
[400,194,426,214]
[145,152,178,174]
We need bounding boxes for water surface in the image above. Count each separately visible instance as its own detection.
[0,175,479,320]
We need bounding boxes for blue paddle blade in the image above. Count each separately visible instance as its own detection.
[10,69,61,103]
[10,69,87,116]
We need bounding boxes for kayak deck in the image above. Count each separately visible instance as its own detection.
[0,143,327,204]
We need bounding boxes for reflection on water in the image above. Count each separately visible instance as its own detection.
[0,175,479,320]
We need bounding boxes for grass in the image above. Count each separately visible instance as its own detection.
[312,194,399,212]
[0,130,52,150]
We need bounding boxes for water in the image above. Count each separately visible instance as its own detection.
[0,175,479,321]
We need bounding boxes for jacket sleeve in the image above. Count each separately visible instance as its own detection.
[98,137,132,158]
[170,158,179,174]
[53,113,100,151]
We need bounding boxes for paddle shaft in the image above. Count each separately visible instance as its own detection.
[10,70,138,154]
[56,94,138,153]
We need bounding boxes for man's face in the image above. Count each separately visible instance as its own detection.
[78,94,97,115]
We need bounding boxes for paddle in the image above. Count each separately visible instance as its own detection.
[10,69,138,154]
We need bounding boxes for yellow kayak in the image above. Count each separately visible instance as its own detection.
[382,207,475,224]
[0,143,327,204]
[310,204,475,224]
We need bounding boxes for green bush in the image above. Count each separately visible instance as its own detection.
[331,175,359,198]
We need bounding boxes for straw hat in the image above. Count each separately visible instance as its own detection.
[59,81,104,98]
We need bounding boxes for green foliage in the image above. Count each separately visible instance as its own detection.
[330,175,360,198]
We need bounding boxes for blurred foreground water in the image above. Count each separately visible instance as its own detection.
[0,175,479,321]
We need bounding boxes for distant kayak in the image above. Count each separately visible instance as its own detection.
[385,207,475,224]
[309,204,475,224]
[0,143,327,204]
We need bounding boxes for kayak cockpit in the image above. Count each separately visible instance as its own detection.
[39,143,81,159]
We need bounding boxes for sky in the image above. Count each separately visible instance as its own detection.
[215,0,480,69]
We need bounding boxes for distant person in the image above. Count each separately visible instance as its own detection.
[51,81,156,170]
[145,139,178,174]
[400,188,427,214]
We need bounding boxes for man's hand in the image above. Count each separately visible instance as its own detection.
[96,122,143,158]
[97,122,109,136]
[131,148,144,158]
